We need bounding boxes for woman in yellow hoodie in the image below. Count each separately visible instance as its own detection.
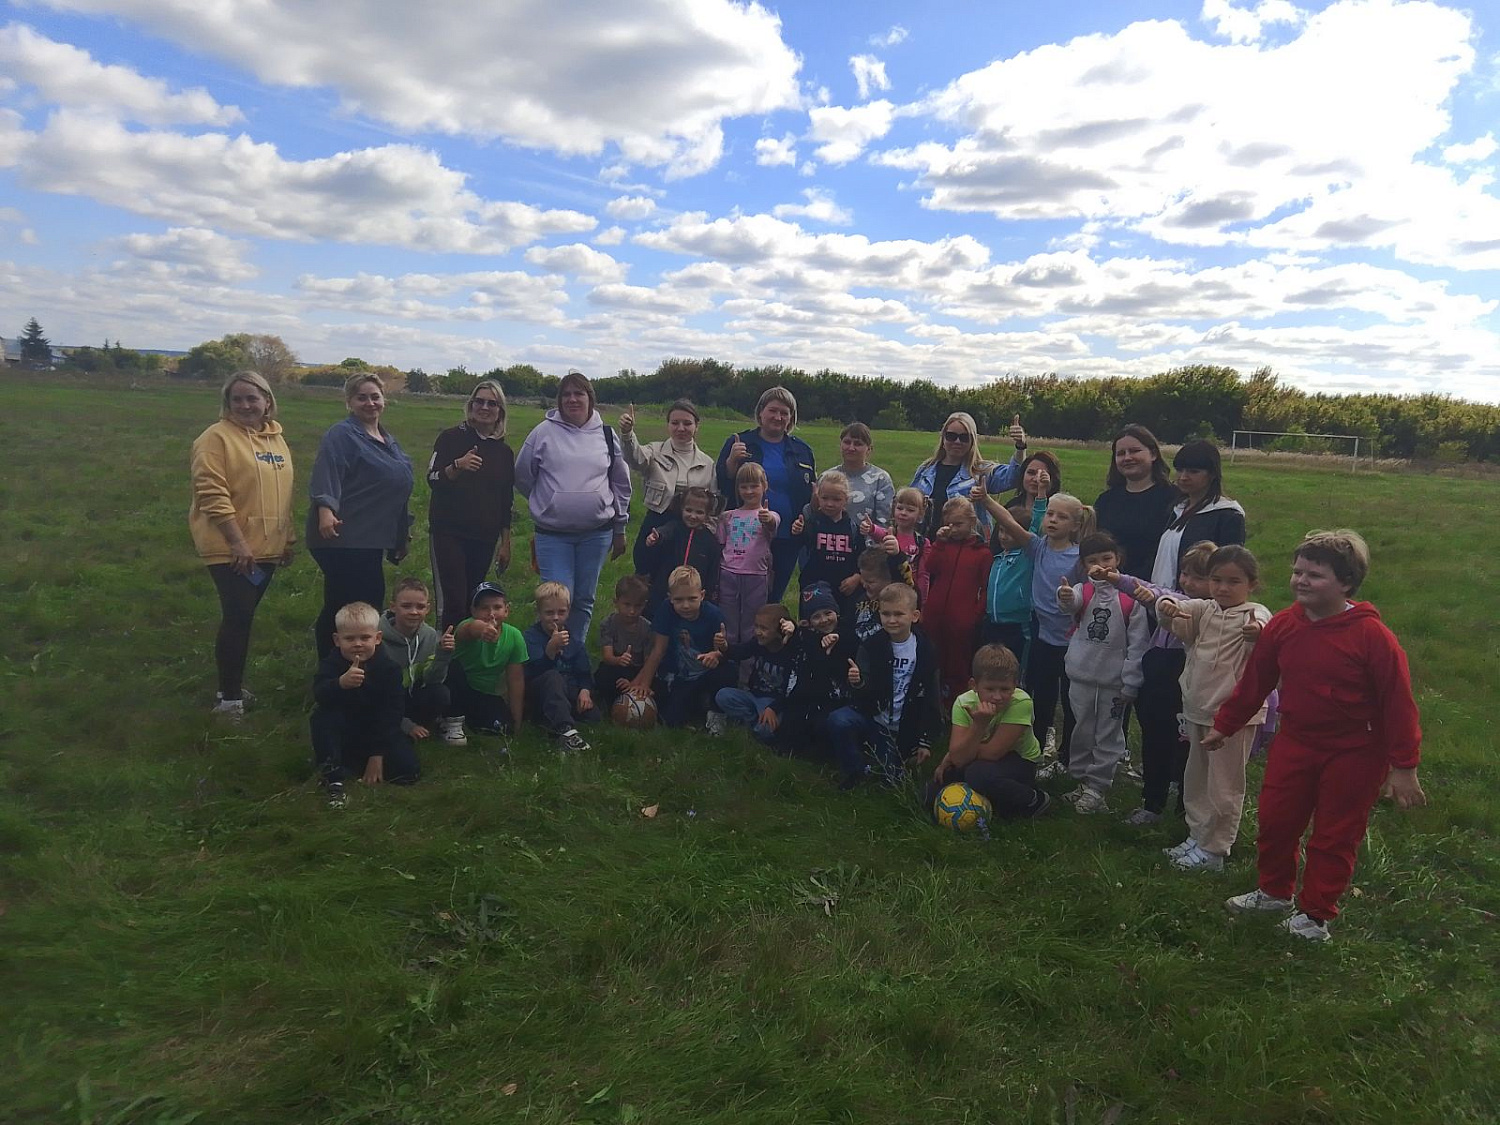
[189,371,296,718]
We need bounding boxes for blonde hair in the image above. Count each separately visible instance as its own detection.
[219,370,277,422]
[1047,492,1095,543]
[878,582,919,610]
[334,601,380,630]
[893,486,927,524]
[1179,539,1219,577]
[972,643,1020,684]
[816,469,850,495]
[466,378,508,439]
[941,495,977,522]
[755,386,798,429]
[344,371,385,401]
[1295,528,1371,594]
[919,411,991,477]
[736,461,768,490]
[667,565,703,593]
[534,581,571,608]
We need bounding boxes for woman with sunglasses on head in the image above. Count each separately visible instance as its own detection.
[426,379,516,629]
[909,411,1029,539]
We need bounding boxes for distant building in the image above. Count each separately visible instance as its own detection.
[0,337,19,365]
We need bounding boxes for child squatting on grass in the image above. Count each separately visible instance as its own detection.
[629,565,730,731]
[522,582,600,754]
[924,644,1051,820]
[1153,545,1272,872]
[311,601,420,809]
[443,581,527,746]
[379,577,455,743]
[1213,530,1426,942]
[593,573,653,713]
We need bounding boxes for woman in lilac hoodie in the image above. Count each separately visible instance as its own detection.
[515,370,632,641]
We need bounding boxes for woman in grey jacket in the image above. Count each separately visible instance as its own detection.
[515,370,632,641]
[307,372,414,657]
[617,397,717,575]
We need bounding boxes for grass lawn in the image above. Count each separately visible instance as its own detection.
[1,378,1497,1124]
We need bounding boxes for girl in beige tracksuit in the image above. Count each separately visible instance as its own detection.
[1155,545,1272,870]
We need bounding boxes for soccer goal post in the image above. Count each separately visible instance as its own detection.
[1230,431,1365,472]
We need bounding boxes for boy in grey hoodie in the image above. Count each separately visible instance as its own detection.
[379,578,455,741]
[514,370,632,641]
[1058,532,1150,813]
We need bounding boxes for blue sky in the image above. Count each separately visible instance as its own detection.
[2,0,1498,400]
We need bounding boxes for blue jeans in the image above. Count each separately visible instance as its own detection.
[715,688,778,743]
[826,706,901,779]
[533,527,614,641]
[768,538,803,604]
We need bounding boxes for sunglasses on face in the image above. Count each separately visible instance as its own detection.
[943,431,972,443]
[470,400,501,409]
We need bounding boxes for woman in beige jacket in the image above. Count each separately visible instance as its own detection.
[189,371,295,718]
[617,397,717,576]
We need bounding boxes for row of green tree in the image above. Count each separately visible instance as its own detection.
[407,358,1500,463]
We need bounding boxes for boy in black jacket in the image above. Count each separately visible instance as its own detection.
[638,486,721,618]
[781,582,857,757]
[311,601,420,808]
[826,582,941,789]
[713,602,798,745]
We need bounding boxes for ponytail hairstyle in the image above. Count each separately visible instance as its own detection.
[1048,492,1095,544]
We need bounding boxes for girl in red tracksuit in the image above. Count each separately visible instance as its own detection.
[1212,529,1425,943]
[917,496,992,708]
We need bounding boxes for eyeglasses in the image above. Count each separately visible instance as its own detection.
[470,400,501,410]
[942,431,972,443]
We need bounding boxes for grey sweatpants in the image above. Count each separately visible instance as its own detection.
[1067,681,1131,792]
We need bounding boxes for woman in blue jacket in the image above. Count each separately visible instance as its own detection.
[715,386,814,602]
[909,411,1028,538]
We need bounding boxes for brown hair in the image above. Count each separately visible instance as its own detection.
[754,603,790,626]
[1208,544,1260,587]
[1294,529,1370,594]
[1078,531,1123,566]
[219,370,278,422]
[1105,424,1170,490]
[681,486,713,512]
[613,574,650,602]
[840,421,873,445]
[393,577,430,599]
[1016,449,1062,500]
[557,369,596,414]
[972,644,1020,683]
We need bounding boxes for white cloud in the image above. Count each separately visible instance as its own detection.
[1445,134,1498,163]
[112,227,257,283]
[869,25,908,48]
[7,111,596,254]
[524,242,628,282]
[808,99,896,164]
[771,187,853,226]
[296,269,571,324]
[1201,0,1304,44]
[875,2,1496,266]
[0,23,241,125]
[593,226,626,246]
[849,54,890,100]
[34,0,801,177]
[605,195,657,221]
[755,133,798,166]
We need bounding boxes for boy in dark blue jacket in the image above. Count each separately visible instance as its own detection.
[713,603,798,745]
[637,485,721,618]
[523,581,600,753]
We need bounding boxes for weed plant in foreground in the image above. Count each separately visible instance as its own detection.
[1,379,1497,1124]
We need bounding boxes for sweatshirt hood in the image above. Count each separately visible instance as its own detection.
[1289,599,1381,629]
[1175,495,1244,517]
[544,407,602,433]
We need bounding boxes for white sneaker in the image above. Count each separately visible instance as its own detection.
[1172,843,1225,871]
[1124,807,1162,826]
[1073,787,1109,814]
[1280,912,1331,942]
[1225,888,1295,914]
[1163,836,1198,858]
[210,697,245,721]
[217,689,255,707]
[704,711,728,736]
[558,728,591,754]
[1035,759,1066,782]
[440,717,469,747]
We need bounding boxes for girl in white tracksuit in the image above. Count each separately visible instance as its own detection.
[1155,544,1272,871]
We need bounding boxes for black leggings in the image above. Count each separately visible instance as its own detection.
[1026,638,1076,762]
[310,547,386,658]
[1136,646,1188,813]
[430,531,497,629]
[208,563,276,698]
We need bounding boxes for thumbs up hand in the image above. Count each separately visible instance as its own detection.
[713,624,728,653]
[1009,414,1026,447]
[619,644,637,667]
[618,404,636,436]
[791,514,805,535]
[455,446,483,473]
[339,655,366,690]
[846,658,862,686]
[758,496,775,526]
[480,620,500,643]
[1057,572,1074,608]
[645,527,661,547]
[545,626,570,658]
[1241,619,1264,642]
[439,625,456,652]
[730,436,749,466]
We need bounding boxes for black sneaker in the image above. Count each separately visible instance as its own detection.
[1026,791,1053,818]
[325,781,347,810]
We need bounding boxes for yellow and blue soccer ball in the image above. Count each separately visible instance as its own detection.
[933,783,992,833]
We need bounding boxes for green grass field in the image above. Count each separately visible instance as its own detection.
[2,378,1497,1124]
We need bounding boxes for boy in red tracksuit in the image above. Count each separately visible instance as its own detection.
[918,496,992,708]
[1212,529,1426,942]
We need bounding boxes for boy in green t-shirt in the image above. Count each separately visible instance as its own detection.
[925,644,1052,819]
[441,582,527,746]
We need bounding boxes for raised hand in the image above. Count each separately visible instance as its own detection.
[821,632,840,653]
[858,514,873,538]
[846,658,861,686]
[1155,598,1179,621]
[969,478,987,501]
[339,655,365,690]
[729,436,749,466]
[1057,572,1074,608]
[455,446,483,473]
[1241,619,1264,642]
[882,534,899,555]
[713,625,728,653]
[790,513,805,535]
[1009,413,1026,446]
[779,618,796,638]
[645,527,662,547]
[758,496,775,526]
[618,403,636,436]
[1087,563,1122,586]
[618,644,636,667]
[546,627,570,658]
[839,574,862,594]
[480,620,500,643]
[439,624,456,652]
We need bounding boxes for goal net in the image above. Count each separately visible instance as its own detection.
[1229,430,1366,472]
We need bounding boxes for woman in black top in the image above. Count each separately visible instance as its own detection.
[426,379,515,627]
[1093,424,1177,579]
